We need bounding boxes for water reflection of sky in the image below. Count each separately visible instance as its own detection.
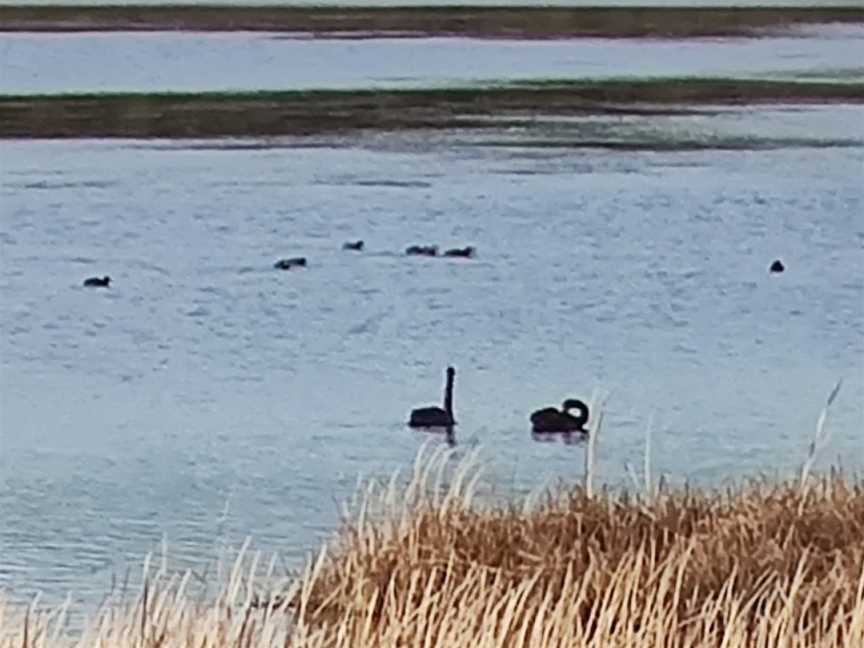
[2,118,862,603]
[2,25,863,94]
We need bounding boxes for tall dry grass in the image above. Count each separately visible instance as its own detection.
[2,441,863,648]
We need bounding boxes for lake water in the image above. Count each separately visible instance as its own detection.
[2,25,863,94]
[1,27,864,607]
[2,109,863,604]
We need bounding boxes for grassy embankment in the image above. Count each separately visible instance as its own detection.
[1,388,862,647]
[2,78,863,139]
[1,5,861,37]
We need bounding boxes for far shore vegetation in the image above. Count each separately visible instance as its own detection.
[1,78,863,139]
[1,5,861,38]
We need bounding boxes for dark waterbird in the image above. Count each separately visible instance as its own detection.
[274,257,307,270]
[769,259,785,274]
[406,245,438,257]
[83,276,111,288]
[444,246,475,259]
[408,366,456,428]
[530,398,589,434]
[342,240,364,251]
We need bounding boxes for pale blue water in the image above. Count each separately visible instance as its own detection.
[2,107,863,603]
[2,26,863,94]
[1,16,864,607]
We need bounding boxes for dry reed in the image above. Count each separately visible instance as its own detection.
[2,441,862,647]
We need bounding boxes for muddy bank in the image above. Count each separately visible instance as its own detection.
[1,6,862,38]
[2,79,862,139]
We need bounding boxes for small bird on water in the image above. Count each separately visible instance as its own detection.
[83,276,111,288]
[769,259,785,274]
[444,246,475,259]
[274,257,307,270]
[342,240,364,251]
[406,245,438,257]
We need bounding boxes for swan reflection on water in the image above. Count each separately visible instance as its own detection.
[410,422,456,447]
[531,430,589,445]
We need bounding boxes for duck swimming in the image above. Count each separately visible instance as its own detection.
[406,245,438,257]
[83,276,111,288]
[274,257,307,270]
[444,246,475,259]
[530,398,589,434]
[769,259,785,274]
[408,366,456,428]
[343,240,364,251]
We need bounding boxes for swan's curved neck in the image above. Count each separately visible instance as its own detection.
[564,401,589,424]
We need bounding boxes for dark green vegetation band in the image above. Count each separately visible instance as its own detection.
[2,80,863,139]
[1,5,862,37]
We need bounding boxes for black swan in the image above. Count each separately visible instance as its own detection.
[769,259,785,274]
[343,240,364,251]
[444,246,475,259]
[530,398,589,433]
[408,366,456,428]
[274,257,307,270]
[406,245,438,257]
[83,276,111,288]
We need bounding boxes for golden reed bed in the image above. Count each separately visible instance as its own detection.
[2,387,861,647]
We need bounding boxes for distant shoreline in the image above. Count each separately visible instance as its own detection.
[1,5,862,38]
[2,79,863,139]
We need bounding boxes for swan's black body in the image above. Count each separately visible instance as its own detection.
[444,246,475,258]
[343,240,364,251]
[406,245,438,257]
[409,367,456,428]
[769,259,785,273]
[274,257,307,270]
[530,398,589,433]
[83,276,111,288]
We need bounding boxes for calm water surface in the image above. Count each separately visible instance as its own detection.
[1,107,863,604]
[2,26,863,94]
